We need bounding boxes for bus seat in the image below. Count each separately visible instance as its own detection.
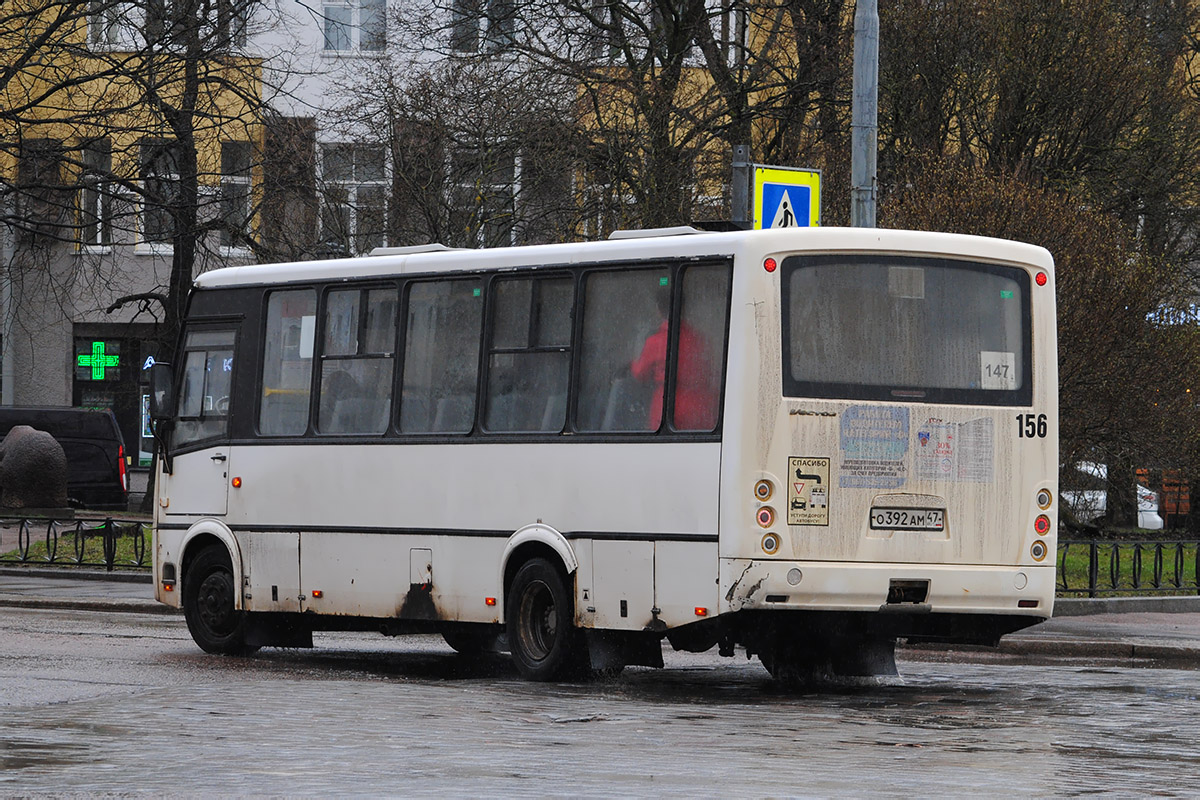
[260,392,310,435]
[540,393,567,432]
[399,394,433,432]
[486,394,518,431]
[601,377,647,431]
[331,398,386,434]
[433,394,473,432]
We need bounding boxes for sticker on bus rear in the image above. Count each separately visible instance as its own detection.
[788,456,830,526]
[980,351,1017,390]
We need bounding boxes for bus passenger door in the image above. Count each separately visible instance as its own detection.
[163,328,238,517]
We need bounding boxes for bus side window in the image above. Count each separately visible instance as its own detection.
[174,329,237,449]
[399,281,483,434]
[485,276,573,433]
[317,287,396,435]
[671,264,730,432]
[259,289,316,436]
[576,270,662,432]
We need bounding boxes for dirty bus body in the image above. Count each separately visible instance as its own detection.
[150,227,1057,681]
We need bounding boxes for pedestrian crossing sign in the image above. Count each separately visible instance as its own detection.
[753,166,821,230]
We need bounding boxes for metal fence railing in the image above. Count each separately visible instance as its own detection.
[1058,539,1200,597]
[0,516,150,571]
[3,520,1197,594]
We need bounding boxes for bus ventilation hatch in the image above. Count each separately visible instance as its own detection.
[886,580,929,605]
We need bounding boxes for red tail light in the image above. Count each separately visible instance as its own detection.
[118,445,127,492]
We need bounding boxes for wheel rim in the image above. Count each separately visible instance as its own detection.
[516,579,556,663]
[195,568,238,638]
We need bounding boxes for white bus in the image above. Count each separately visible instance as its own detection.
[149,226,1058,681]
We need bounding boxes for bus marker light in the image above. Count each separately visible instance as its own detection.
[761,533,780,554]
[162,582,174,592]
[694,607,708,617]
[754,480,773,501]
[756,507,775,528]
[1018,599,1040,608]
[764,257,777,273]
[1036,272,1048,286]
[485,597,497,606]
[1030,540,1048,561]
[311,589,323,598]
[1034,515,1051,535]
[231,477,242,488]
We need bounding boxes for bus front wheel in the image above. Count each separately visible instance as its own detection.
[183,546,257,655]
[507,558,583,681]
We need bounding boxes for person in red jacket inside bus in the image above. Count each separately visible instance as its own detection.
[631,293,718,431]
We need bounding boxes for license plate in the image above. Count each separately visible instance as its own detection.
[869,508,945,531]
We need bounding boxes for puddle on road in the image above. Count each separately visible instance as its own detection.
[0,738,92,773]
[5,642,1200,795]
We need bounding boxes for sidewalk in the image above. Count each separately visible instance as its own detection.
[0,567,167,614]
[1,566,1198,668]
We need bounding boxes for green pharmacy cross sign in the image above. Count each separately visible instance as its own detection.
[77,341,120,380]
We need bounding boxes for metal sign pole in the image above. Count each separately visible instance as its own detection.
[850,0,879,228]
[731,144,751,228]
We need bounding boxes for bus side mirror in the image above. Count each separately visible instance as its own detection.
[148,363,174,421]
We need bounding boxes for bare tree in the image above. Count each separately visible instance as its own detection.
[377,0,856,235]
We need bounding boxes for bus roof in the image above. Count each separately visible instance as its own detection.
[194,227,1055,289]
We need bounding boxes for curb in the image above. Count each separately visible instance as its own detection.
[902,636,1200,668]
[1053,596,1200,616]
[0,566,151,583]
[0,596,178,615]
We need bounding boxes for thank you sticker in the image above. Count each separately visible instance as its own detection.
[788,456,830,526]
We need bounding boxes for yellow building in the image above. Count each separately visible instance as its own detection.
[0,0,264,476]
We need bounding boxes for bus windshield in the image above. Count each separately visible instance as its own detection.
[781,255,1031,405]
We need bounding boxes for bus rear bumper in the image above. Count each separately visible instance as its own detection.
[720,558,1055,621]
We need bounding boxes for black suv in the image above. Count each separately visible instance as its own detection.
[0,407,129,510]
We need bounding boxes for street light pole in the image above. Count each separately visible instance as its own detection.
[850,0,879,228]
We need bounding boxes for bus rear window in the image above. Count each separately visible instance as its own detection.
[781,255,1032,406]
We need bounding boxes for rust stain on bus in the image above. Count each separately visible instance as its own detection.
[397,583,440,620]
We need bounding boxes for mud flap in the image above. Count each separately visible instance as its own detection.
[244,613,313,649]
[585,629,665,670]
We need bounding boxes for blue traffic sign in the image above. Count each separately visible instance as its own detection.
[753,166,821,229]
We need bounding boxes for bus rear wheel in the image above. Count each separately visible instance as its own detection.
[183,546,257,655]
[507,558,583,681]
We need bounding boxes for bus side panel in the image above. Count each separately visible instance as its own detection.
[296,532,506,621]
[224,442,720,537]
[589,540,654,630]
[653,540,719,628]
[239,530,301,613]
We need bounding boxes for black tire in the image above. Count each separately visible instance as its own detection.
[506,558,583,681]
[182,546,257,655]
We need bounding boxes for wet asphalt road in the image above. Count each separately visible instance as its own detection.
[2,607,1200,797]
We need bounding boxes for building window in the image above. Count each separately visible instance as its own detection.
[323,0,385,52]
[319,143,386,255]
[140,140,180,246]
[220,141,252,250]
[451,0,516,53]
[16,138,71,243]
[90,0,136,47]
[81,138,114,248]
[449,145,517,247]
[215,0,251,48]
